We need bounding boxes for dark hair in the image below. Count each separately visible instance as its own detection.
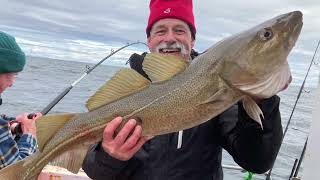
[188,24,196,40]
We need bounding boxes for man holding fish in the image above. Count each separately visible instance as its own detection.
[83,0,301,179]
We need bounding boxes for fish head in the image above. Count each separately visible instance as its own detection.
[221,11,303,98]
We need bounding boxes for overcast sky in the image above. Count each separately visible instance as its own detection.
[1,0,320,68]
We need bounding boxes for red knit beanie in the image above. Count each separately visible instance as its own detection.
[146,0,196,39]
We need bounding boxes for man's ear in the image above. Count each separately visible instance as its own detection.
[147,37,151,46]
[147,37,153,50]
[191,39,195,48]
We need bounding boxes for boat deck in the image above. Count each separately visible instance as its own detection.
[38,165,91,180]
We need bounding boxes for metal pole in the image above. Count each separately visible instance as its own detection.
[222,165,270,176]
[289,159,299,179]
[293,138,308,177]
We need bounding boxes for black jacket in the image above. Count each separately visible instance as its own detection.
[82,53,283,180]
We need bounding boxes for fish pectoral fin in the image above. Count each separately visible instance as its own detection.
[242,96,264,129]
[86,68,150,111]
[142,53,188,82]
[36,113,77,152]
[50,143,90,174]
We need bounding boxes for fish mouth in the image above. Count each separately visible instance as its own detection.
[290,21,303,44]
[290,11,303,22]
[269,11,303,50]
[290,11,303,36]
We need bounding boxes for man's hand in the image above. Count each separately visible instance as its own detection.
[101,117,152,161]
[15,112,42,137]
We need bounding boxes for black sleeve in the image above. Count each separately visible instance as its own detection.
[82,143,128,180]
[215,95,283,173]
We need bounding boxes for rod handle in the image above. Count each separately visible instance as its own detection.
[12,113,37,135]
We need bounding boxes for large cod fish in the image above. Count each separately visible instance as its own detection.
[0,11,302,180]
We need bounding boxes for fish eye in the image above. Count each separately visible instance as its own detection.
[258,28,273,41]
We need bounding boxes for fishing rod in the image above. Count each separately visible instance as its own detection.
[289,159,299,179]
[289,137,308,179]
[266,39,320,180]
[12,41,147,134]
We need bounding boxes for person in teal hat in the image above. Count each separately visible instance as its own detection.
[0,31,42,169]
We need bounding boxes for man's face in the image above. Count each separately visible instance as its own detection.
[0,73,17,93]
[148,18,195,62]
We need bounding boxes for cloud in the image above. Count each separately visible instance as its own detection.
[0,0,319,64]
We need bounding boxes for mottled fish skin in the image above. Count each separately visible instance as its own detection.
[0,11,302,180]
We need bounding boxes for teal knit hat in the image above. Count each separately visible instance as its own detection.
[0,31,26,74]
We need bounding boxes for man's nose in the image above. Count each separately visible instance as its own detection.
[163,31,177,44]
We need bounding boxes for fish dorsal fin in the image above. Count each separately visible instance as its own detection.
[142,53,188,82]
[242,96,264,129]
[36,113,76,152]
[86,68,150,111]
